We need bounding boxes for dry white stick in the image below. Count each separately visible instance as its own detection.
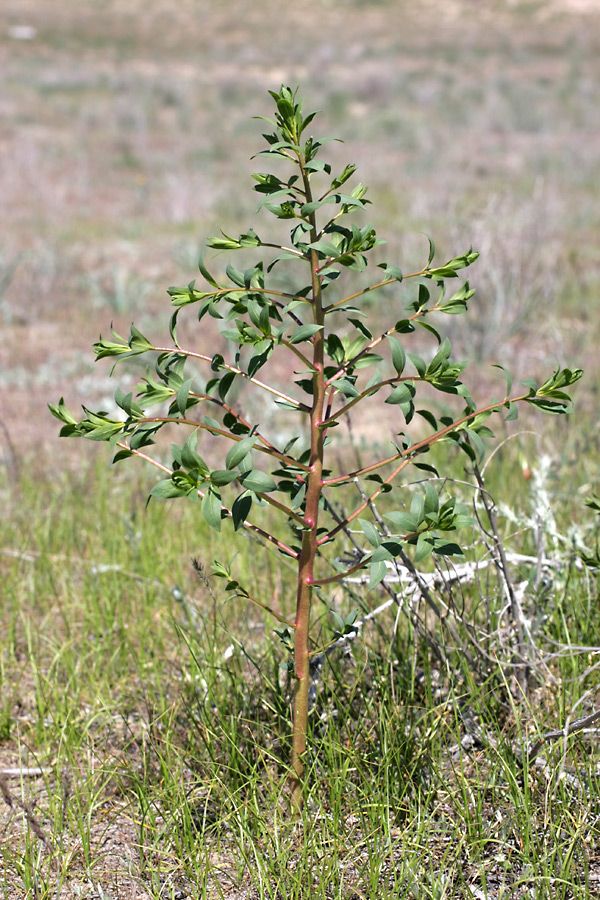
[0,767,48,777]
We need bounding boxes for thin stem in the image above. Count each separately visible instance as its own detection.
[323,449,403,486]
[322,376,413,425]
[197,393,299,461]
[150,346,309,409]
[289,147,326,814]
[323,305,436,391]
[135,413,311,473]
[259,241,305,258]
[312,557,372,586]
[233,588,296,628]
[322,268,428,313]
[115,444,172,474]
[280,341,318,371]
[115,442,300,559]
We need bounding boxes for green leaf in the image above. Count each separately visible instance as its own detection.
[526,397,574,415]
[247,343,273,378]
[505,401,519,421]
[427,249,479,279]
[521,377,538,393]
[307,239,340,258]
[358,518,381,548]
[387,337,406,377]
[410,493,425,522]
[210,469,240,486]
[198,255,220,288]
[232,491,252,530]
[225,263,246,288]
[303,159,331,173]
[112,448,133,464]
[80,413,124,442]
[207,229,262,251]
[300,197,336,217]
[176,378,194,416]
[180,436,208,472]
[385,383,415,406]
[440,282,475,314]
[408,353,426,377]
[368,560,388,590]
[425,234,436,267]
[377,263,403,282]
[536,366,584,397]
[464,429,486,461]
[93,335,132,360]
[370,544,394,563]
[432,540,463,557]
[207,232,243,250]
[426,338,452,375]
[330,163,356,190]
[585,494,600,514]
[289,324,324,344]
[226,436,255,470]
[423,483,439,516]
[129,423,161,450]
[291,483,306,511]
[414,533,434,563]
[384,511,418,533]
[240,470,277,493]
[348,318,373,340]
[129,325,153,353]
[335,378,360,398]
[492,364,512,397]
[48,398,78,427]
[218,372,236,400]
[394,320,415,335]
[353,353,383,370]
[149,478,187,500]
[202,488,222,531]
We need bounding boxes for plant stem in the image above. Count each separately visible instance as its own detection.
[290,156,326,813]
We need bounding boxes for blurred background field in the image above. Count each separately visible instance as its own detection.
[2,2,600,897]
[1,0,599,459]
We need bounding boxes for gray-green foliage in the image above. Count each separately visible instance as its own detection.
[50,86,582,809]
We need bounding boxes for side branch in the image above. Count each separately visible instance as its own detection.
[151,345,309,410]
[135,413,311,473]
[322,267,428,314]
[115,443,300,559]
[322,376,415,425]
[320,394,523,544]
[323,304,439,390]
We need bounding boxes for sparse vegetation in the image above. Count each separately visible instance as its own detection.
[3,1,600,897]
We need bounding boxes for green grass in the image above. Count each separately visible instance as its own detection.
[2,447,600,898]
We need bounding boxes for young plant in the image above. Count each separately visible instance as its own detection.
[50,86,582,813]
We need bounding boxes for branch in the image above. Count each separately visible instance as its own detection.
[133,414,311,472]
[116,443,300,558]
[229,586,296,629]
[322,267,428,314]
[321,376,416,427]
[151,345,309,410]
[528,707,600,762]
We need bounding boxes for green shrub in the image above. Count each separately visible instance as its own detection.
[50,86,582,813]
